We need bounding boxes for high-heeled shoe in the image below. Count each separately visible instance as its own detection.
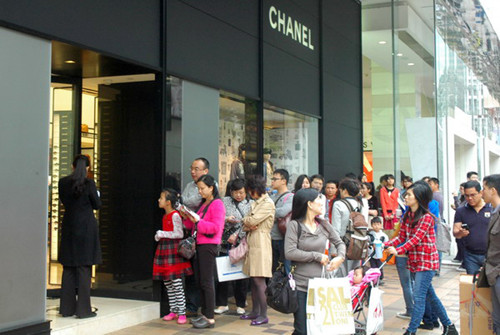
[250,317,269,326]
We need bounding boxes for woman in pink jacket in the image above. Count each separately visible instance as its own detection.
[183,175,226,329]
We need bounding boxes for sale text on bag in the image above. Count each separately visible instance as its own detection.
[307,286,353,325]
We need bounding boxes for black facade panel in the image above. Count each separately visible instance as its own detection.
[178,0,258,37]
[323,73,362,129]
[263,43,320,116]
[322,122,362,178]
[322,25,361,87]
[166,0,259,98]
[322,0,361,43]
[0,0,161,68]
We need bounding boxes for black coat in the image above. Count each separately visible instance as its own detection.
[58,176,102,266]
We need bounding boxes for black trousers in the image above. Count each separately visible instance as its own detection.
[215,277,249,307]
[293,290,308,335]
[194,244,218,319]
[59,265,92,317]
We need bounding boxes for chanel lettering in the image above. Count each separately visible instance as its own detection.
[269,5,314,51]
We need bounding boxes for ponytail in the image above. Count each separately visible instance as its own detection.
[71,155,90,197]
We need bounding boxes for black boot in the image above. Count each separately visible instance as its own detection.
[403,331,416,335]
[442,324,458,335]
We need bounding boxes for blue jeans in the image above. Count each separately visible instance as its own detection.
[407,270,452,333]
[396,256,414,315]
[272,239,291,274]
[463,250,485,275]
[492,277,500,334]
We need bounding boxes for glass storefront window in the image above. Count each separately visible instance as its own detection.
[263,105,318,189]
[218,92,258,195]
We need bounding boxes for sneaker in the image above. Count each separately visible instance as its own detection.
[214,306,229,314]
[177,315,187,324]
[451,259,461,264]
[396,312,412,320]
[236,307,245,315]
[456,266,466,272]
[442,324,458,335]
[162,312,177,321]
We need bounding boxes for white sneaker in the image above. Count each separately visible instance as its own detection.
[396,311,411,320]
[236,307,245,315]
[214,306,229,314]
[456,266,466,272]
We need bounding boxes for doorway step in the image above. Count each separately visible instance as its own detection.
[46,297,158,335]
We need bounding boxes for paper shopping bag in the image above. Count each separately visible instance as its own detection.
[306,277,355,335]
[366,287,384,334]
[216,256,249,282]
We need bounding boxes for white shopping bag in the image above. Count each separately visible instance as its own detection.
[366,287,384,334]
[215,256,249,282]
[306,276,355,335]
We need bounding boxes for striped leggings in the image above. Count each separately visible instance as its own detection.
[164,279,186,315]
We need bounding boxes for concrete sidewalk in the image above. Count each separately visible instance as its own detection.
[109,264,462,335]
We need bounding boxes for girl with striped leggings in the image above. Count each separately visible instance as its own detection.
[153,188,193,325]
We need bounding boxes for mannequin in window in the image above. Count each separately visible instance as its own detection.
[230,144,246,180]
[263,148,274,189]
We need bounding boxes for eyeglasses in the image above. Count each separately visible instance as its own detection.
[271,178,282,181]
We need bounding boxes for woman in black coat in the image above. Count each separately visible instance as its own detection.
[58,154,101,318]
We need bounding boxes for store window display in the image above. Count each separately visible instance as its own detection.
[263,148,274,189]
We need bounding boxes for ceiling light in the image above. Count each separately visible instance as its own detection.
[64,60,76,64]
[408,62,415,66]
[378,41,387,45]
[397,53,403,57]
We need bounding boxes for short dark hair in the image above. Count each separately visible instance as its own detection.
[429,177,439,186]
[386,174,395,180]
[228,178,246,192]
[339,178,360,197]
[344,172,356,180]
[362,182,373,192]
[380,174,389,183]
[326,180,339,186]
[310,174,324,183]
[274,169,290,183]
[463,180,481,192]
[421,176,431,182]
[291,188,320,221]
[467,171,478,179]
[246,175,267,197]
[371,216,382,224]
[194,157,210,170]
[402,176,413,183]
[484,174,500,194]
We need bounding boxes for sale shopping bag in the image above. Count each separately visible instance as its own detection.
[306,276,355,335]
[215,256,249,282]
[366,287,384,334]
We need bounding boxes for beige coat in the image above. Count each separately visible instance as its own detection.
[242,194,275,277]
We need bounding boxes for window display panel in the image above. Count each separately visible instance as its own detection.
[218,93,258,195]
[264,106,318,189]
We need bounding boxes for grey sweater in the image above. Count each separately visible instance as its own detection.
[285,219,346,292]
[271,191,294,240]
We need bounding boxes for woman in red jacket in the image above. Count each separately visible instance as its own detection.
[379,174,400,230]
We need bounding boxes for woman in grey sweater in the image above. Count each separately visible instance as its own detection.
[285,188,346,335]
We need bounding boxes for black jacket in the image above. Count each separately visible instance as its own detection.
[58,176,102,266]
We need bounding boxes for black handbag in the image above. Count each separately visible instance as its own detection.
[177,201,212,259]
[265,222,302,314]
[266,263,298,314]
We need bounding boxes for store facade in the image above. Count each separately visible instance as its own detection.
[0,1,362,333]
[361,0,500,228]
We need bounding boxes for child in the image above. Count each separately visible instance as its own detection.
[153,188,193,324]
[349,266,365,297]
[368,217,389,281]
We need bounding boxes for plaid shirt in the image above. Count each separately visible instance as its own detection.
[385,212,439,272]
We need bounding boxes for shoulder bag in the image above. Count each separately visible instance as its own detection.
[177,201,212,259]
[266,221,301,314]
[274,192,292,235]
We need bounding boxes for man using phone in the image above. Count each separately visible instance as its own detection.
[453,180,492,274]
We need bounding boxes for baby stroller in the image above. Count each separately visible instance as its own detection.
[351,249,393,335]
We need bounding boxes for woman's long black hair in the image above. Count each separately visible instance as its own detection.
[293,174,311,193]
[197,174,220,202]
[291,188,320,221]
[402,180,434,227]
[71,154,90,197]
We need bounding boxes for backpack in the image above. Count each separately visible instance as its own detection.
[340,199,370,260]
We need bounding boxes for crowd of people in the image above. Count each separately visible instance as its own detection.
[57,154,500,335]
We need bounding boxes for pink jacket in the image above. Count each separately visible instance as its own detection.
[184,199,225,245]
